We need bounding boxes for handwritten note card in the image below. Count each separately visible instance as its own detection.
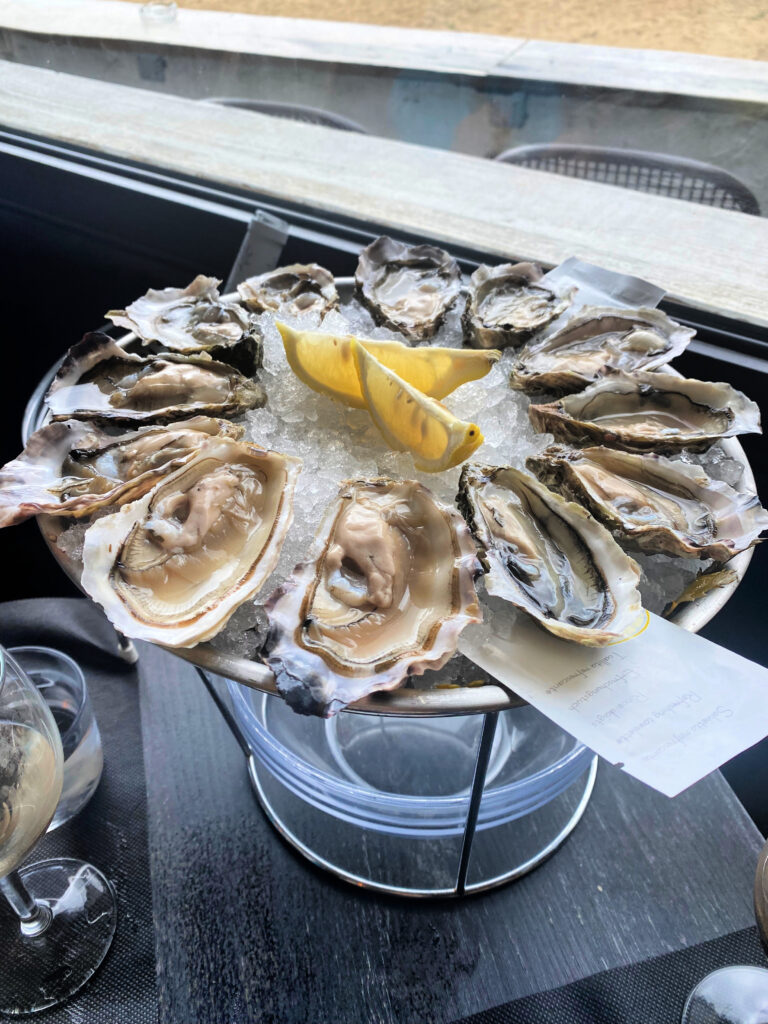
[459,613,768,797]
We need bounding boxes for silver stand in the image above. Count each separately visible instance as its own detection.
[198,669,597,899]
[115,631,139,665]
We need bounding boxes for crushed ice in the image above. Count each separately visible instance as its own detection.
[53,295,749,670]
[240,301,551,617]
[216,300,734,659]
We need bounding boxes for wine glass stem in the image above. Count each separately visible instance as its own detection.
[0,871,53,936]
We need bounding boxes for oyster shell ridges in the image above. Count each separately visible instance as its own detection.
[526,444,768,562]
[80,437,302,647]
[355,236,462,342]
[463,262,573,350]
[529,370,761,453]
[237,263,339,318]
[45,332,266,424]
[509,306,694,394]
[0,416,244,528]
[458,463,644,646]
[263,477,482,716]
[107,274,263,375]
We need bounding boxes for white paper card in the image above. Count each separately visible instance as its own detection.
[459,614,768,797]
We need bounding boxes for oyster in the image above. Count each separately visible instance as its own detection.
[355,236,461,342]
[0,416,243,528]
[107,275,262,375]
[263,478,481,716]
[463,262,573,349]
[237,263,338,318]
[458,464,644,645]
[529,371,761,453]
[80,437,301,647]
[527,445,768,561]
[509,306,694,394]
[46,333,265,424]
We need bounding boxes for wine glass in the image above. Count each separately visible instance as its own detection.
[0,644,117,1015]
[682,966,768,1023]
[681,836,768,1023]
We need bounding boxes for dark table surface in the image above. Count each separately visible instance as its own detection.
[0,597,764,1024]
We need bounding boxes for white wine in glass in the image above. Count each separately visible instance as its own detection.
[0,645,117,1016]
[0,721,62,877]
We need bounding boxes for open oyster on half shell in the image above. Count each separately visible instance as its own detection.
[46,333,265,425]
[527,445,768,561]
[463,262,573,349]
[81,437,301,647]
[107,275,262,375]
[509,306,694,394]
[355,236,462,342]
[458,464,645,646]
[263,478,481,716]
[237,263,339,318]
[529,371,761,453]
[0,416,243,528]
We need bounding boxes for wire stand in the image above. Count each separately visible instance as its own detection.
[198,669,597,898]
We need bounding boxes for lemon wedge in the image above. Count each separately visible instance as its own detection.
[277,321,499,409]
[351,341,484,472]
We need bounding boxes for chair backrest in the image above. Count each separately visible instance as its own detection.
[494,144,760,216]
[203,97,368,134]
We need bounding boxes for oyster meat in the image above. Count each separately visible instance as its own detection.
[0,416,243,528]
[107,275,262,375]
[458,464,644,645]
[46,333,265,424]
[529,370,761,453]
[463,262,573,349]
[237,263,338,318]
[264,478,481,716]
[527,445,768,561]
[509,306,694,394]
[355,236,462,342]
[81,437,301,647]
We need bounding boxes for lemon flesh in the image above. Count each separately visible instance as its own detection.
[277,321,499,409]
[352,341,484,473]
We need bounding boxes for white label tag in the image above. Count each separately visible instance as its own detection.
[459,613,768,797]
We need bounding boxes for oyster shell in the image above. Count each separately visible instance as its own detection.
[509,306,694,394]
[237,263,338,318]
[263,478,481,716]
[529,371,761,453]
[107,275,262,375]
[463,262,573,349]
[527,445,768,561]
[0,416,243,528]
[458,464,644,645]
[355,236,461,342]
[80,437,301,647]
[46,333,266,424]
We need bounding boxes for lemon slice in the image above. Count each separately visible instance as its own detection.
[277,321,499,409]
[352,341,484,472]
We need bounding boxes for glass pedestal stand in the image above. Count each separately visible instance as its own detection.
[225,680,597,898]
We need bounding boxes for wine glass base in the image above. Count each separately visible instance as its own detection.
[682,965,768,1023]
[0,858,117,1015]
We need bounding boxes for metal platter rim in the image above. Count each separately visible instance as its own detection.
[28,283,756,717]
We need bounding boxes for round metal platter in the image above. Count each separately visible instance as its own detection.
[26,282,757,717]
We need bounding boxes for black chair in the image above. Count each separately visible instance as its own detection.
[202,97,368,134]
[494,144,760,215]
